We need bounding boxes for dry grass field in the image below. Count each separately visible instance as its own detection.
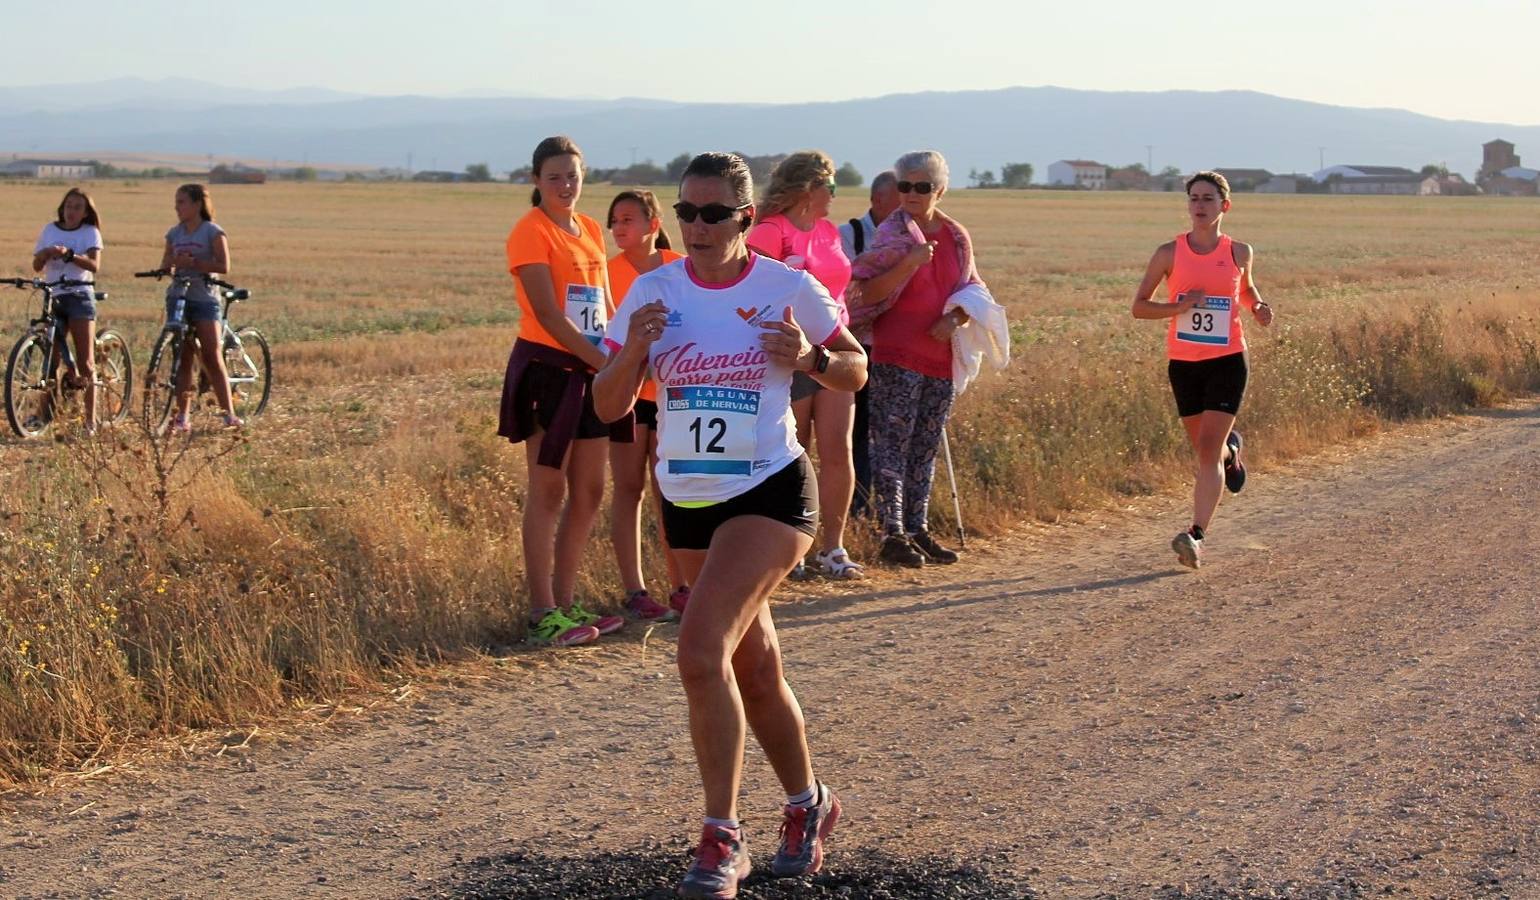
[1,179,1538,784]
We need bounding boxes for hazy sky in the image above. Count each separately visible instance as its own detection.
[11,0,1539,124]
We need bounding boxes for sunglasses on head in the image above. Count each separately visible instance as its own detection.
[673,201,751,224]
[896,180,934,195]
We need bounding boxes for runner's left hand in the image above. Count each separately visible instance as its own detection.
[1253,300,1273,327]
[760,305,813,370]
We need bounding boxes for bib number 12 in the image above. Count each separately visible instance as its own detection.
[689,416,727,454]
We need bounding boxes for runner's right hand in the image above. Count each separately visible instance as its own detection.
[627,300,669,345]
[1174,291,1204,314]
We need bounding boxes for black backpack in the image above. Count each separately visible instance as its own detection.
[847,216,867,255]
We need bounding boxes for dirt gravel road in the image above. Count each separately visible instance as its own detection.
[3,403,1537,899]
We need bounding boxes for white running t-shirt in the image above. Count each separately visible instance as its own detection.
[606,254,842,504]
[33,222,103,290]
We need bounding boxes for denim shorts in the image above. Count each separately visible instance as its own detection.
[165,297,221,325]
[55,291,97,322]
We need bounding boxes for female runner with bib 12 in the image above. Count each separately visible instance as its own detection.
[595,152,866,900]
[1131,170,1272,570]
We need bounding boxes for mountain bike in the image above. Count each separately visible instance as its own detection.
[0,276,133,438]
[135,270,271,430]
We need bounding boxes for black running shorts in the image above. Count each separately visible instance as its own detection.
[661,454,818,550]
[632,398,659,430]
[1168,352,1248,418]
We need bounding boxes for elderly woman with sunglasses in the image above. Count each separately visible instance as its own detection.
[847,149,981,569]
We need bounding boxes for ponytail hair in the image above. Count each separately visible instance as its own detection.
[607,189,672,250]
[177,183,215,221]
[530,135,583,207]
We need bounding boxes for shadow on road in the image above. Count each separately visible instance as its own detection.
[777,571,1182,630]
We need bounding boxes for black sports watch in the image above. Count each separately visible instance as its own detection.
[812,343,831,374]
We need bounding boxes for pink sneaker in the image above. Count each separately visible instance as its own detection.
[678,824,750,899]
[567,602,624,635]
[669,585,691,616]
[623,590,673,621]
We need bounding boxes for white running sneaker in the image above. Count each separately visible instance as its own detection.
[1171,531,1203,569]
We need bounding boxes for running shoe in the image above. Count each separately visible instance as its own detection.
[787,561,815,581]
[771,783,842,878]
[528,608,600,647]
[1223,431,1247,494]
[568,602,625,635]
[623,589,673,621]
[909,530,959,565]
[878,534,925,568]
[1171,530,1203,570]
[669,586,691,616]
[678,824,751,899]
[812,547,865,579]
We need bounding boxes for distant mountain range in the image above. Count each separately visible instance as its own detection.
[2,79,1535,182]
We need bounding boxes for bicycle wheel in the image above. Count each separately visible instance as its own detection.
[225,326,271,418]
[142,329,181,432]
[4,332,55,438]
[94,329,133,425]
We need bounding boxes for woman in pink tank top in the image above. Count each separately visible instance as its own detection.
[747,150,863,580]
[1131,171,1274,570]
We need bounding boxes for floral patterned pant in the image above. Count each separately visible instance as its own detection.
[868,363,955,536]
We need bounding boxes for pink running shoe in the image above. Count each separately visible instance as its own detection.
[623,590,673,621]
[678,824,750,899]
[771,783,841,877]
[669,585,691,616]
[568,602,624,635]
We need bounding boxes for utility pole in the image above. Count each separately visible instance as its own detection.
[1318,146,1326,172]
[629,146,638,166]
[1146,145,1153,172]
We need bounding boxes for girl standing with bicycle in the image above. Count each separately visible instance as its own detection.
[160,183,242,432]
[606,189,689,620]
[31,188,104,432]
[497,135,625,647]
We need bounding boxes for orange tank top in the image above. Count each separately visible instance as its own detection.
[1165,232,1245,362]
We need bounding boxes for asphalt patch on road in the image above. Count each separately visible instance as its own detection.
[418,840,1039,899]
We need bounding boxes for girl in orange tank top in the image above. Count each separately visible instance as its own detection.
[1131,171,1274,570]
[605,190,689,620]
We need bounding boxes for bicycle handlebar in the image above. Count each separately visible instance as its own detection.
[1,276,93,289]
[135,269,237,289]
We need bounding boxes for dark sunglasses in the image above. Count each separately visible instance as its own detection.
[896,180,934,195]
[822,180,837,197]
[673,201,751,224]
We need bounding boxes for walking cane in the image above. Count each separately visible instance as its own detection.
[940,426,966,548]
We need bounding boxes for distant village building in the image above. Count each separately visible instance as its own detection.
[1213,168,1272,192]
[1434,174,1480,196]
[0,158,94,179]
[1255,174,1310,194]
[1104,166,1150,190]
[209,164,267,185]
[1328,174,1439,195]
[1476,139,1533,194]
[1046,160,1107,189]
[1312,164,1419,182]
[1480,139,1519,180]
[1482,175,1538,197]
